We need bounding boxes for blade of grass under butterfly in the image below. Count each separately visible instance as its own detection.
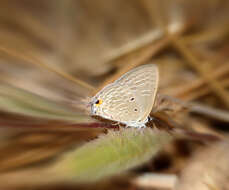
[0,128,172,187]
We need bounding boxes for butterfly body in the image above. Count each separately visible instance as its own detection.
[90,64,159,128]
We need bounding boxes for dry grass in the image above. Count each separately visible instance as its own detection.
[0,0,229,189]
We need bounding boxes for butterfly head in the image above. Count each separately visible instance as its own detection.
[89,85,116,121]
[90,95,104,116]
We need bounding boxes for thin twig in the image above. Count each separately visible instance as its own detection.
[181,78,229,101]
[0,121,117,132]
[182,25,229,45]
[170,63,229,99]
[132,173,177,189]
[105,30,163,65]
[190,103,229,123]
[155,94,229,123]
[0,46,95,92]
[171,38,229,107]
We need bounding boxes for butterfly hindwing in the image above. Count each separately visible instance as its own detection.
[115,64,159,122]
[93,64,159,126]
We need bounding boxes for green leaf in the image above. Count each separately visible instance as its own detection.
[0,128,172,187]
[53,128,172,183]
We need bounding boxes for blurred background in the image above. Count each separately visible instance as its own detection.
[0,0,229,189]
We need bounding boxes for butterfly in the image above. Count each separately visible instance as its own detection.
[90,64,159,128]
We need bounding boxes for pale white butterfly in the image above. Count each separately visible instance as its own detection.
[90,64,159,128]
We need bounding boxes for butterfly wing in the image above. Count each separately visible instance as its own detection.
[115,64,159,123]
[95,64,159,125]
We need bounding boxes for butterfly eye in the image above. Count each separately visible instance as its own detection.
[95,99,103,106]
